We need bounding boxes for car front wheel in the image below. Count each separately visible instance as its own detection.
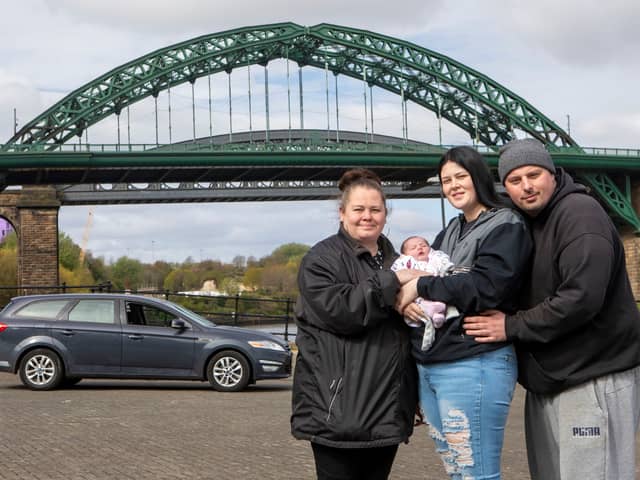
[19,349,64,391]
[206,350,250,392]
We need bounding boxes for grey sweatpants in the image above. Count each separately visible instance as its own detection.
[525,365,640,480]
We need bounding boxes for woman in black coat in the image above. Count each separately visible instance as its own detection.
[291,168,418,480]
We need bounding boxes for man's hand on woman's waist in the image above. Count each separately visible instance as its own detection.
[463,310,507,342]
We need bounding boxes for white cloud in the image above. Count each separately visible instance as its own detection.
[497,0,640,66]
[41,0,447,37]
[579,113,640,150]
[0,71,43,139]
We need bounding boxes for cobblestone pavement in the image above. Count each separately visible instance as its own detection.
[0,371,637,479]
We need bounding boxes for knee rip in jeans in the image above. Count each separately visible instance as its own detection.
[428,427,457,476]
[430,409,474,478]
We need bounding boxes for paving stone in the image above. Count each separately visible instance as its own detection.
[0,373,638,479]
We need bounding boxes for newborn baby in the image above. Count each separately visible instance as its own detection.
[391,236,454,350]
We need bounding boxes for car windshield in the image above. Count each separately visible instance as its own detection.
[170,302,216,328]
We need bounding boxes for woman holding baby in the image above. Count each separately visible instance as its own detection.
[397,146,533,479]
[291,168,419,480]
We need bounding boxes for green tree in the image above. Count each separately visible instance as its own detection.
[0,231,17,250]
[0,230,18,305]
[163,267,201,291]
[253,243,308,296]
[265,243,309,266]
[220,277,240,295]
[243,266,263,291]
[0,247,17,306]
[111,257,144,290]
[260,263,300,296]
[86,253,109,284]
[163,269,186,291]
[59,232,82,271]
[143,260,173,290]
[60,265,94,288]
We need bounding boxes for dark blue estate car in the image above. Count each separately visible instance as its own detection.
[0,294,291,391]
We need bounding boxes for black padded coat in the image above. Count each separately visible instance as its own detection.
[291,227,418,448]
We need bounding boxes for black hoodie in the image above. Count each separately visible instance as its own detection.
[413,207,532,364]
[506,169,640,394]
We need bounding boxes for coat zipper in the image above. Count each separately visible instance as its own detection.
[326,377,343,421]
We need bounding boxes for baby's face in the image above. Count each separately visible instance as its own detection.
[403,237,430,261]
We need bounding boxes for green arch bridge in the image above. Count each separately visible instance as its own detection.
[1,22,639,230]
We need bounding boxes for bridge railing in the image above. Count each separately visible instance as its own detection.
[3,141,451,154]
[4,141,640,157]
[576,147,640,156]
[0,283,295,341]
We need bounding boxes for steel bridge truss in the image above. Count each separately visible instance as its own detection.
[4,22,575,150]
[2,23,638,229]
[57,180,443,205]
[580,173,640,231]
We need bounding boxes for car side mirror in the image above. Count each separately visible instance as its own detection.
[170,319,186,329]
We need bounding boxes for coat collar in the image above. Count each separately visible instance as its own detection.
[337,224,398,268]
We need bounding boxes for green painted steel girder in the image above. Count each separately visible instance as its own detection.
[578,173,640,231]
[3,145,639,230]
[2,148,640,170]
[3,22,575,150]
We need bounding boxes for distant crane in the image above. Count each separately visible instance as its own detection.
[78,207,94,266]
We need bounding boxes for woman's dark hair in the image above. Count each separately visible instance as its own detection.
[338,168,387,212]
[438,146,506,209]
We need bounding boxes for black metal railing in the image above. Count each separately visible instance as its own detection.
[0,281,115,294]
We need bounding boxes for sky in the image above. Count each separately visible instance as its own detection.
[1,0,639,264]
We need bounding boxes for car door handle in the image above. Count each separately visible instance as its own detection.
[128,334,144,340]
[61,330,75,336]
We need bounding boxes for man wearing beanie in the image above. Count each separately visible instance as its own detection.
[464,138,640,480]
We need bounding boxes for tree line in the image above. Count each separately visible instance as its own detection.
[0,232,309,308]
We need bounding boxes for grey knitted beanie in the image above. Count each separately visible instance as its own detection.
[498,138,556,184]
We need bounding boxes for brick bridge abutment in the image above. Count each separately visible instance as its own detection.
[621,180,640,300]
[0,186,60,293]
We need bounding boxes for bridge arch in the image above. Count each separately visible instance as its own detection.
[5,22,575,150]
[0,208,18,237]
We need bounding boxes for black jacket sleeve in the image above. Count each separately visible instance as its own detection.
[296,250,400,336]
[505,232,614,344]
[417,222,532,314]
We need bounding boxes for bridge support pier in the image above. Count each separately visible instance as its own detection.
[0,186,60,293]
[621,180,640,301]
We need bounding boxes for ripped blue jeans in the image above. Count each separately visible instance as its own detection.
[417,345,517,480]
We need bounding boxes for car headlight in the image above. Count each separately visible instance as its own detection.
[248,340,285,352]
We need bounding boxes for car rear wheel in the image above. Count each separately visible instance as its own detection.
[206,350,250,392]
[19,349,64,391]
